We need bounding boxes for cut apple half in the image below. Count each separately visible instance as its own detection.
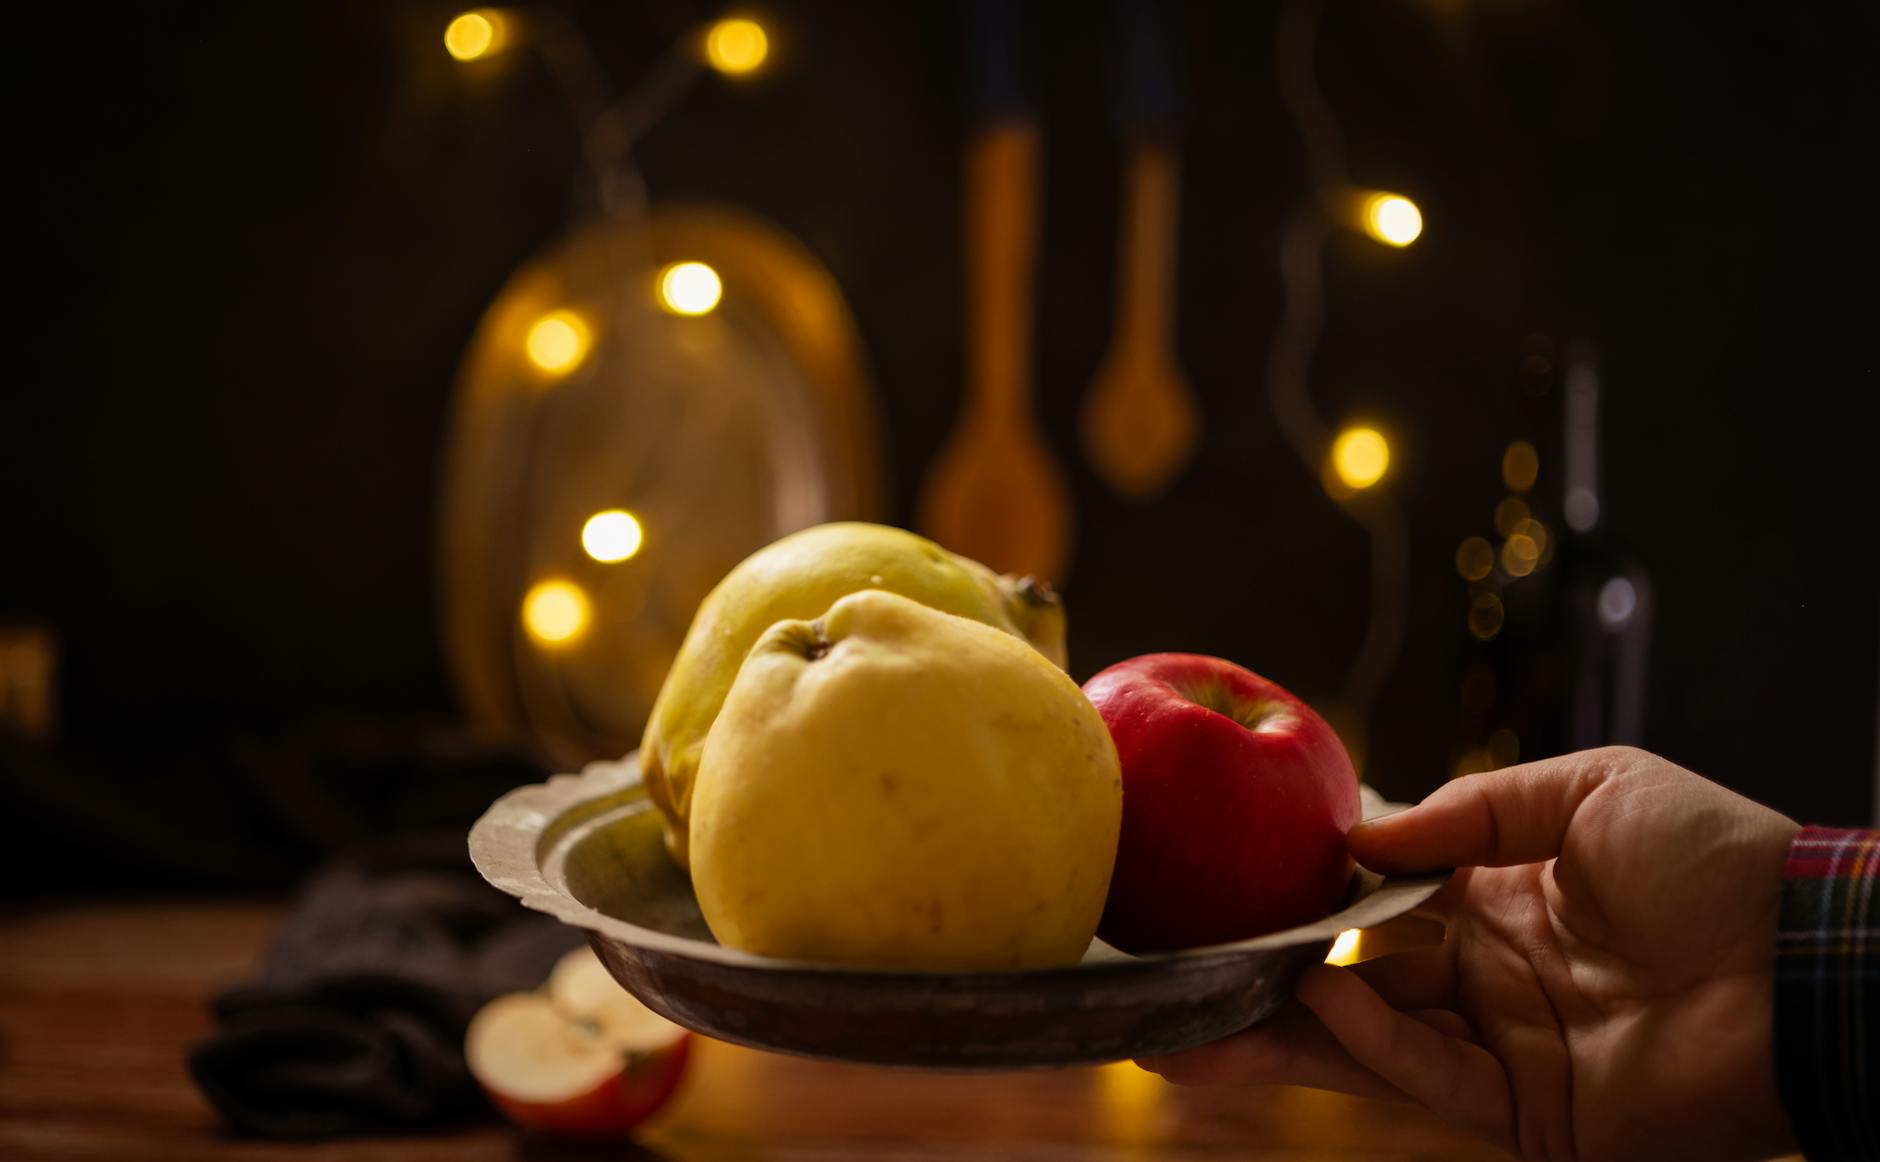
[466,947,690,1138]
[547,945,686,1052]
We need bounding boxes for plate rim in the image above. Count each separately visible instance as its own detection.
[468,752,1451,978]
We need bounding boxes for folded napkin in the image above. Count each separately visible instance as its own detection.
[187,829,581,1139]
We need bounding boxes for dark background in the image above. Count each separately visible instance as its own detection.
[7,0,1876,885]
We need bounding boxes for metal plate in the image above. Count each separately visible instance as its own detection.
[470,755,1448,1071]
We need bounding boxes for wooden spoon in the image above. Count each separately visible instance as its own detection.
[918,120,1072,583]
[1080,139,1197,501]
[1080,0,1196,501]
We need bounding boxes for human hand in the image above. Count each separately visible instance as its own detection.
[1138,747,1802,1161]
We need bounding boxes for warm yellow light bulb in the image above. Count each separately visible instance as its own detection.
[657,262,723,316]
[705,18,769,75]
[522,580,588,645]
[445,10,506,61]
[581,509,644,563]
[1326,929,1362,965]
[1330,427,1390,490]
[525,310,590,375]
[1364,194,1423,247]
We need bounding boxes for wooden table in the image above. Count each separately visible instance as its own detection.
[0,902,1506,1160]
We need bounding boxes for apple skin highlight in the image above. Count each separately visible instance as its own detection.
[1084,653,1361,954]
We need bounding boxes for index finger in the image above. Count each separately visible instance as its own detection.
[1350,750,1627,873]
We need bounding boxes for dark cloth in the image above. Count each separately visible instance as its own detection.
[0,715,555,897]
[186,829,581,1139]
[1775,826,1880,1161]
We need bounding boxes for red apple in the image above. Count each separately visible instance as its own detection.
[1083,653,1360,954]
[465,947,690,1138]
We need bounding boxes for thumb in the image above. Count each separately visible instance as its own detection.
[1351,753,1615,873]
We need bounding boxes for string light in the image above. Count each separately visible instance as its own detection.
[1266,1,1412,772]
[1598,576,1639,629]
[1501,532,1540,577]
[581,509,645,563]
[1486,727,1519,769]
[1329,427,1390,490]
[525,310,590,375]
[1455,536,1494,582]
[1326,929,1362,965]
[1502,440,1539,492]
[1361,194,1422,247]
[1468,591,1504,641]
[1460,665,1496,714]
[444,10,507,61]
[704,17,768,76]
[522,580,589,645]
[657,262,723,316]
[1493,496,1529,537]
[1515,517,1548,553]
[1452,748,1489,778]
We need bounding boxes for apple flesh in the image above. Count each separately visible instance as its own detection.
[1084,653,1360,954]
[465,947,689,1138]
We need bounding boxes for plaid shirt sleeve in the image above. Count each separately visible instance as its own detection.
[1776,826,1879,1161]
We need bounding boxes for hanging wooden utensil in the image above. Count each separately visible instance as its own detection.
[918,2,1071,583]
[1080,0,1197,501]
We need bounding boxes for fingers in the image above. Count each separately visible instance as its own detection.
[1409,1008,1475,1040]
[1348,946,1457,1012]
[1295,964,1514,1150]
[1350,753,1618,872]
[1136,1004,1405,1103]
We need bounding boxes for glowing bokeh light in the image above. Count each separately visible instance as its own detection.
[704,18,768,75]
[1598,576,1639,629]
[1363,194,1423,247]
[581,509,645,563]
[1494,496,1530,537]
[1326,929,1362,965]
[444,10,505,61]
[1502,439,1539,493]
[1096,1059,1162,1143]
[1330,427,1390,490]
[1566,487,1601,532]
[1502,533,1540,577]
[658,262,723,316]
[1468,591,1504,641]
[1456,536,1494,582]
[525,310,590,375]
[1453,748,1489,778]
[522,580,588,645]
[1460,665,1496,714]
[1514,517,1549,557]
[1486,728,1520,769]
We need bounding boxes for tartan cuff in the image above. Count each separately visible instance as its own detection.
[1775,826,1879,1161]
